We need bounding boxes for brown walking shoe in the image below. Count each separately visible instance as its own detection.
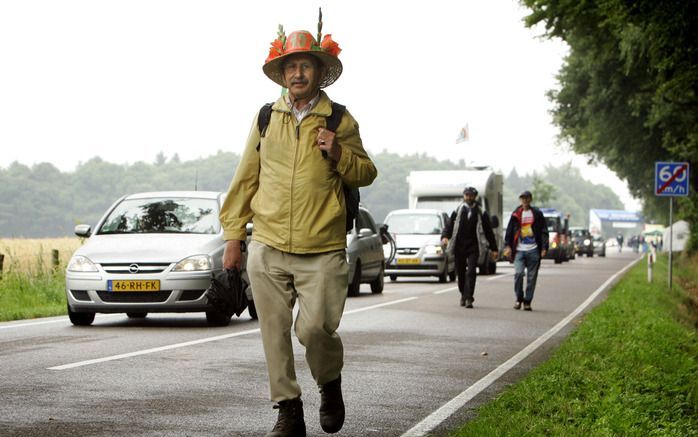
[319,375,345,433]
[523,302,532,311]
[513,301,522,310]
[266,397,306,437]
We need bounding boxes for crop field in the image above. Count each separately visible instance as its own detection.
[0,237,83,274]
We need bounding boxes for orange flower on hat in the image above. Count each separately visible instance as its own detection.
[265,38,285,63]
[321,34,341,57]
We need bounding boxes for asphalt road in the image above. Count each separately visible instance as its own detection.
[0,250,642,437]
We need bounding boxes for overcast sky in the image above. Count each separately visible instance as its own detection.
[0,0,641,210]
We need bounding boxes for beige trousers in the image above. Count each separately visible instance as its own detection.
[247,240,349,402]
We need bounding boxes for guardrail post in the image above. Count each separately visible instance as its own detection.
[0,253,4,279]
[647,249,654,283]
[52,249,60,270]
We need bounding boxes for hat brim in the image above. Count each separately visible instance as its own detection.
[263,51,343,88]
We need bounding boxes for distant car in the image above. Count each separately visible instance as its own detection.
[346,206,385,296]
[65,191,256,327]
[570,227,594,257]
[541,208,573,264]
[592,236,607,257]
[383,209,455,283]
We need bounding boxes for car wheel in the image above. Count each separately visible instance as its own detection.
[206,309,232,327]
[348,261,361,297]
[67,305,95,326]
[488,259,497,274]
[448,270,456,282]
[370,264,384,294]
[389,274,397,282]
[126,312,147,318]
[246,298,258,320]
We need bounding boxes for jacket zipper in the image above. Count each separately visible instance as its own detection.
[288,123,301,252]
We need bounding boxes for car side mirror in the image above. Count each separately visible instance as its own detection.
[491,216,499,228]
[358,228,373,238]
[74,224,91,238]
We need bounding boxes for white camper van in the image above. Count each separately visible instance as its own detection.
[406,169,504,274]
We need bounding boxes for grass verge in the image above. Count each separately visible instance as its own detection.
[0,270,67,321]
[451,253,698,437]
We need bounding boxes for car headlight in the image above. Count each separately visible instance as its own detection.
[584,239,591,246]
[173,255,212,272]
[551,242,558,249]
[67,255,99,272]
[424,245,443,255]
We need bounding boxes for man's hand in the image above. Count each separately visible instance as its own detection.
[541,249,547,258]
[441,237,449,246]
[317,128,341,162]
[490,250,499,261]
[502,246,511,259]
[222,240,243,271]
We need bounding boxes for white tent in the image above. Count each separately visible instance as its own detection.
[662,220,690,252]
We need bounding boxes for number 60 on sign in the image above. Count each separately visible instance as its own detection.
[655,162,690,197]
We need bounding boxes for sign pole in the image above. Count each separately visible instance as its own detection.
[668,197,673,289]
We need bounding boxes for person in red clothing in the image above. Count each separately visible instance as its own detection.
[502,190,549,311]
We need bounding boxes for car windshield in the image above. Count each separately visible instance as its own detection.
[386,214,442,234]
[98,197,220,234]
[545,217,560,232]
[572,229,588,238]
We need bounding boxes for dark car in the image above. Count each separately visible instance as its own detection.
[570,227,594,257]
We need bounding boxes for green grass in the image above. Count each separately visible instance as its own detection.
[0,270,67,321]
[451,253,698,437]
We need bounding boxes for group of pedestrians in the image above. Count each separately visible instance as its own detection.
[442,189,549,312]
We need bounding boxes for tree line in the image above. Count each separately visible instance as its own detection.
[0,151,623,238]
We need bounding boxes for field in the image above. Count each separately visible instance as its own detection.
[0,237,83,274]
[0,238,83,321]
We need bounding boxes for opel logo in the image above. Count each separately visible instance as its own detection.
[129,264,140,273]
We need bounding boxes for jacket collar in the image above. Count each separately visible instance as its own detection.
[272,90,332,117]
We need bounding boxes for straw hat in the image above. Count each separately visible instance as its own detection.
[262,21,343,88]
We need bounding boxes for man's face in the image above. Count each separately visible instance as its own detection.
[464,193,476,204]
[519,195,532,208]
[282,54,324,101]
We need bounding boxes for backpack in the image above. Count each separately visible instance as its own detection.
[256,101,360,232]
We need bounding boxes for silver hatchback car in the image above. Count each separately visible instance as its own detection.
[65,191,255,327]
[346,206,385,296]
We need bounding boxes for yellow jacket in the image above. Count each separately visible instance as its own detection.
[220,91,377,254]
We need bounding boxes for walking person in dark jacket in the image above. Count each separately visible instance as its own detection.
[503,190,549,311]
[441,187,498,308]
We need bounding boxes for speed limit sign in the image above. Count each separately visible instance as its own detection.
[655,162,690,197]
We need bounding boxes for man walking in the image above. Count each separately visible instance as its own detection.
[219,19,377,437]
[441,187,498,308]
[503,190,549,311]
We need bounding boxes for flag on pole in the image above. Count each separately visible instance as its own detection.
[456,124,469,144]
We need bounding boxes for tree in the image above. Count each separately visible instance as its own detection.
[521,0,698,250]
[532,174,556,207]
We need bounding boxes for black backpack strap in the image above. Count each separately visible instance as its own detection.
[256,102,273,151]
[326,102,346,132]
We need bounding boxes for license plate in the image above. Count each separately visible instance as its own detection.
[397,258,421,265]
[108,280,160,292]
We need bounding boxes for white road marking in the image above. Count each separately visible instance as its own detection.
[433,286,458,295]
[344,297,418,314]
[400,256,643,437]
[48,296,419,370]
[0,314,121,330]
[487,273,514,281]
